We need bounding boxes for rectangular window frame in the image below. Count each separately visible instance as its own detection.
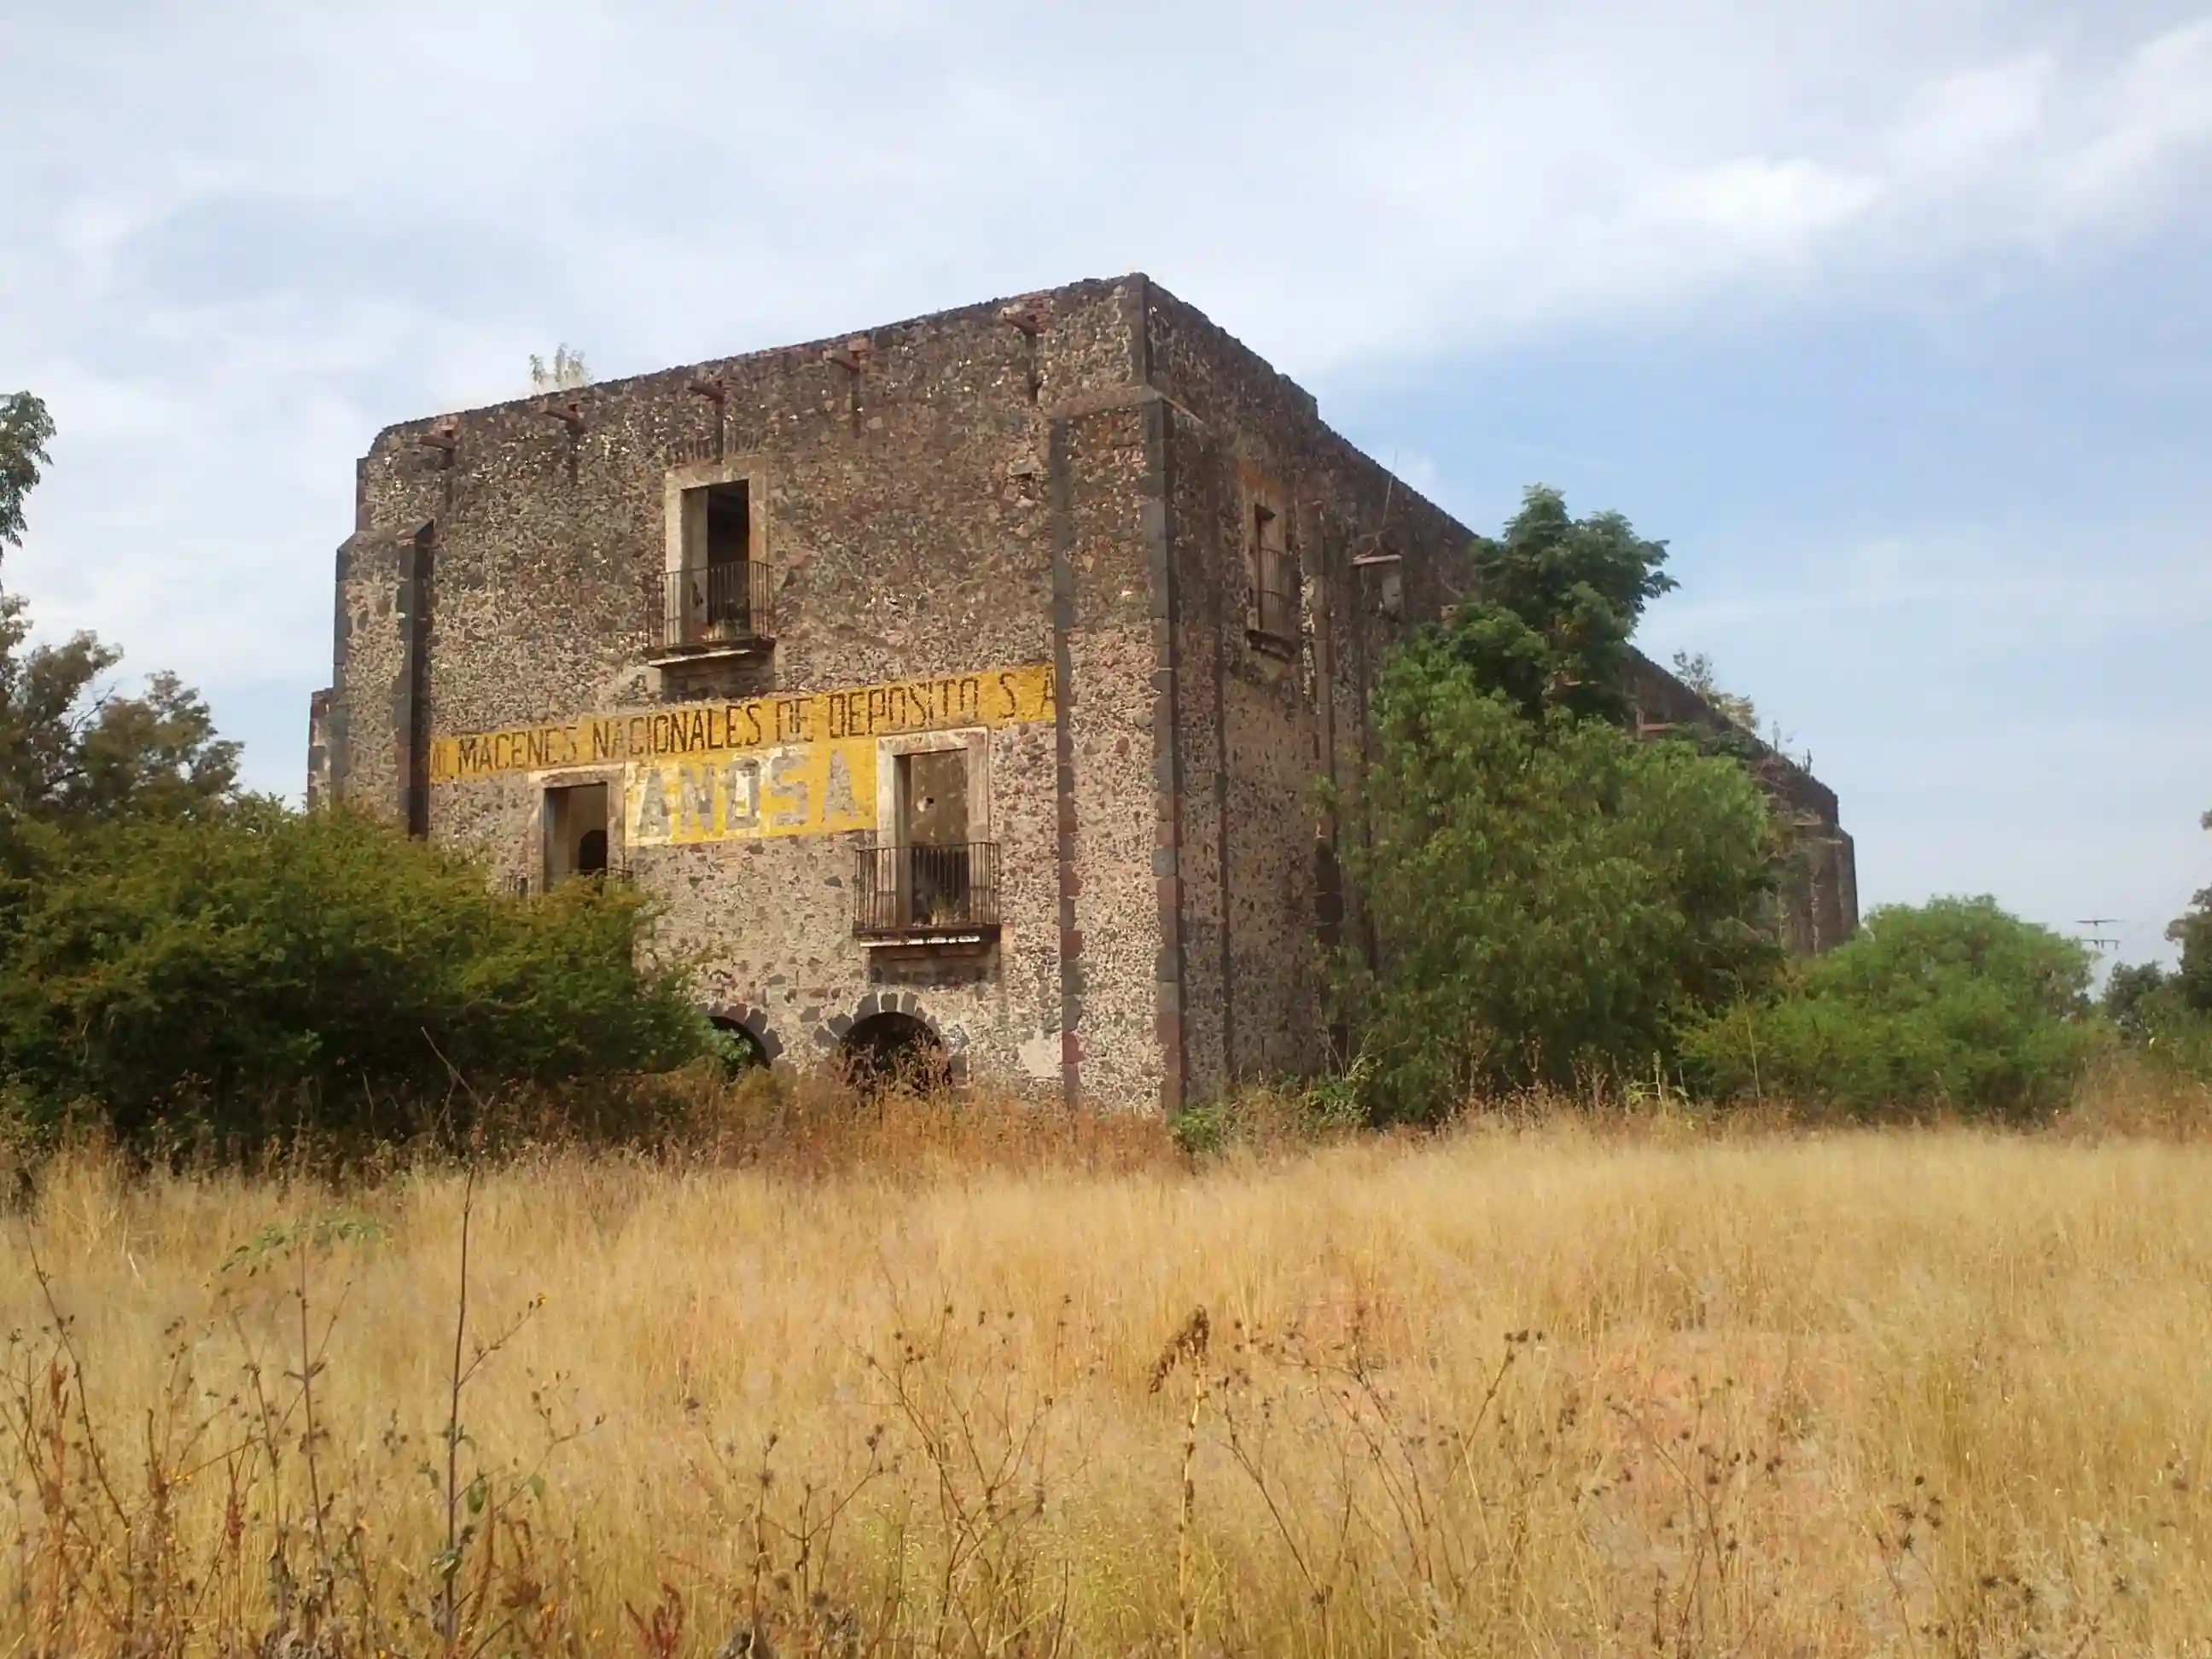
[860,728,994,938]
[539,773,618,889]
[1243,478,1300,657]
[658,455,773,654]
[874,729,992,852]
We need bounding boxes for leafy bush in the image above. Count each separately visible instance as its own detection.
[1339,679,1782,1121]
[0,399,704,1150]
[1333,486,1784,1123]
[1681,897,2102,1118]
[2103,962,2212,1085]
[2170,811,2212,1015]
[0,802,706,1142]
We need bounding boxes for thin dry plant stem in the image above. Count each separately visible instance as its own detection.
[1150,1306,1212,1659]
[438,1157,476,1650]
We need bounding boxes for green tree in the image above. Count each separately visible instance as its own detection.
[0,602,238,836]
[0,802,705,1141]
[1433,485,1676,725]
[1681,897,2100,1117]
[1334,486,1784,1121]
[1338,665,1781,1120]
[2103,959,2172,1039]
[0,392,55,553]
[0,399,237,844]
[2169,810,2212,1014]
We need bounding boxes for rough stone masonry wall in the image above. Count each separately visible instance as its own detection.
[1142,279,1479,1089]
[323,278,1167,1100]
[1054,399,1170,1109]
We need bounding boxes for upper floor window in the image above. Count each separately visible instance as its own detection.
[655,466,774,659]
[1249,496,1299,651]
[854,733,1000,942]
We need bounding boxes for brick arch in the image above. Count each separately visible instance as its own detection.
[706,1000,783,1067]
[817,991,969,1082]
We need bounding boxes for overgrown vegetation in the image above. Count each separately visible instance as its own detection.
[528,343,591,392]
[0,397,702,1148]
[1333,486,2151,1125]
[1336,684,1780,1118]
[2098,810,2212,1083]
[1336,487,1784,1121]
[0,804,704,1144]
[1682,896,2104,1117]
[1669,646,1758,731]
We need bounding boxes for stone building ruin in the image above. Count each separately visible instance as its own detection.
[308,275,1857,1110]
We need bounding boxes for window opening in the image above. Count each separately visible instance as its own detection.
[664,478,765,649]
[1353,546,1404,619]
[544,782,610,887]
[697,480,754,638]
[705,480,749,569]
[1252,501,1297,644]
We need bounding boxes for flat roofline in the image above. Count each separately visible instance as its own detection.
[371,272,1150,447]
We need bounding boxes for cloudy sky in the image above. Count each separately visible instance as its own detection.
[4,1,2209,963]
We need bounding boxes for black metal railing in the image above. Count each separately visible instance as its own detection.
[654,561,774,652]
[1254,577,1300,644]
[853,841,1002,938]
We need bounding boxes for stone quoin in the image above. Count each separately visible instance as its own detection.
[308,275,1858,1111]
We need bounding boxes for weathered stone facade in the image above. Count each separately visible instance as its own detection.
[311,274,1857,1111]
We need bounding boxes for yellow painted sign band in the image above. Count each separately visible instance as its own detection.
[626,740,877,846]
[428,663,1055,785]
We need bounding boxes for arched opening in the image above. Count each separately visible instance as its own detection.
[707,1015,769,1073]
[839,1011,949,1093]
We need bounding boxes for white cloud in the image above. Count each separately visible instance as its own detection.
[1630,157,1886,258]
[2062,19,2212,203]
[1888,53,2053,178]
[2,0,2210,800]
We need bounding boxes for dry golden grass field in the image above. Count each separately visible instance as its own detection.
[4,1076,2211,1657]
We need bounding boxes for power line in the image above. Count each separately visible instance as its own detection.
[2075,918,2120,955]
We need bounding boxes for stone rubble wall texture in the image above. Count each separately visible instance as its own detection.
[314,272,1859,1113]
[1144,280,1516,1089]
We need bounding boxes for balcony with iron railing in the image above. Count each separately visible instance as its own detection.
[650,561,775,661]
[853,841,1002,942]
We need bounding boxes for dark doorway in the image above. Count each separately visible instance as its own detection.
[705,480,750,568]
[898,748,970,927]
[703,480,754,637]
[839,1012,950,1093]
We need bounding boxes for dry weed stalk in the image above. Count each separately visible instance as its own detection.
[1147,1305,1210,1659]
